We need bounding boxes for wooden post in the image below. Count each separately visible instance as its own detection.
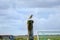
[27,19,34,40]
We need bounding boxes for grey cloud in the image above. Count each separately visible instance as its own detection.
[0,13,7,16]
[37,13,60,31]
[15,0,60,8]
[0,4,9,9]
[0,0,60,8]
[0,0,11,9]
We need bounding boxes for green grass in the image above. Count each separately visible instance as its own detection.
[14,35,60,40]
[39,35,60,40]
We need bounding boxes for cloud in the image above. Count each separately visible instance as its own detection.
[36,13,60,31]
[0,0,10,9]
[0,0,60,9]
[0,8,28,35]
[15,0,60,8]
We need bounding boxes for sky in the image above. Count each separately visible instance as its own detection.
[0,0,60,35]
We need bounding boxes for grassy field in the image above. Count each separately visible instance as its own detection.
[14,35,60,40]
[39,35,60,40]
[14,35,37,40]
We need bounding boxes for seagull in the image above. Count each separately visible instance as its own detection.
[29,15,33,19]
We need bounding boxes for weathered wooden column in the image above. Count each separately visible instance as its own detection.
[27,15,34,40]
